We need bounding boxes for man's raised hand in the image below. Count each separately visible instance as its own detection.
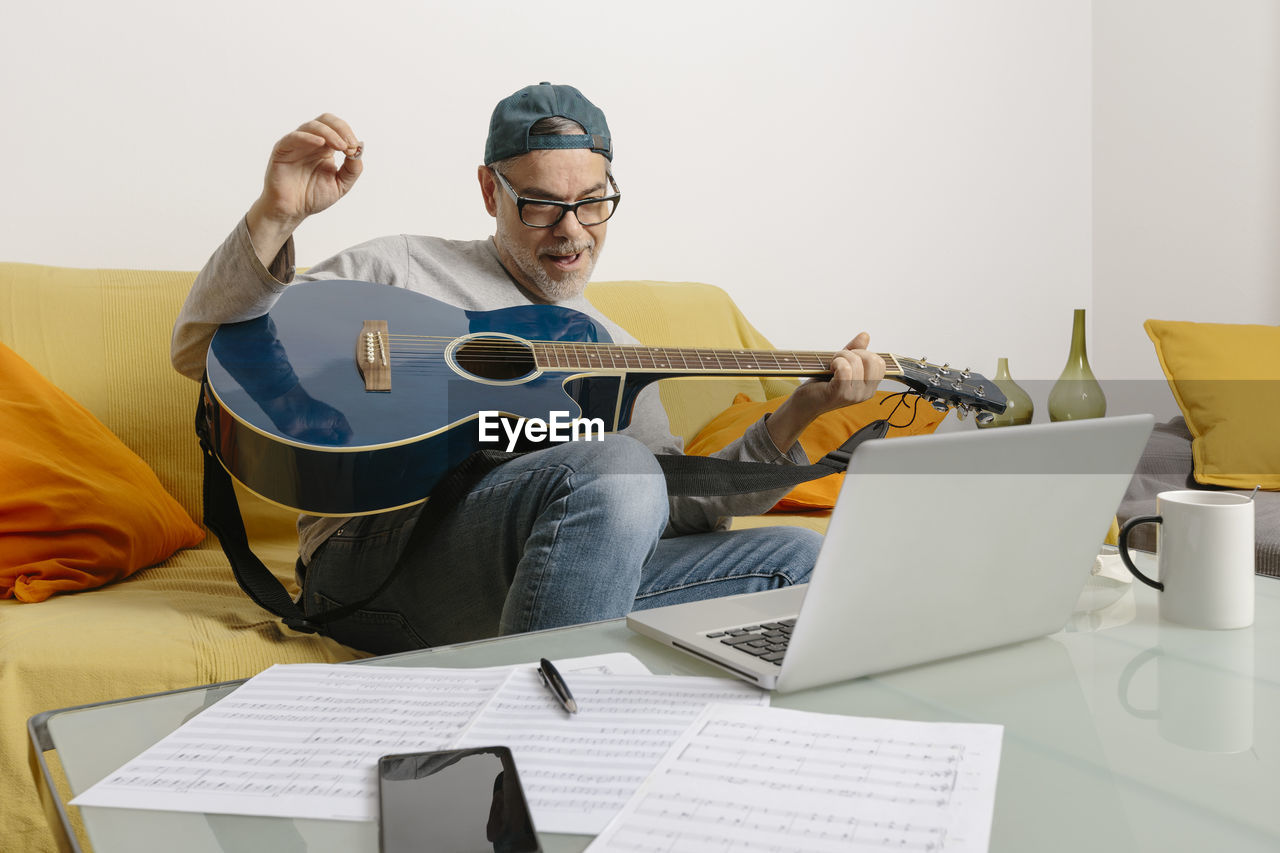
[246,114,364,267]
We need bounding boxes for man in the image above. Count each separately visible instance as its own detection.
[172,83,885,654]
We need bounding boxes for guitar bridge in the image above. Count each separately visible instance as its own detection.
[357,321,391,392]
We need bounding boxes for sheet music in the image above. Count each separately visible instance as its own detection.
[587,704,1003,853]
[455,670,769,835]
[71,653,649,821]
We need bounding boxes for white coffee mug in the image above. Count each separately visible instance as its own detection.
[1118,490,1255,629]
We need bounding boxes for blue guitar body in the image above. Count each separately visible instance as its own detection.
[204,279,646,516]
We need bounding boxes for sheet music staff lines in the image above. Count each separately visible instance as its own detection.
[586,705,1002,853]
[610,793,947,852]
[74,665,509,819]
[672,718,965,805]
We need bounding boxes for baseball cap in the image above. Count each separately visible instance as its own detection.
[484,82,612,165]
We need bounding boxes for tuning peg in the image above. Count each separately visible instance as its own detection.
[961,368,971,379]
[956,403,972,421]
[930,398,949,413]
[976,411,995,425]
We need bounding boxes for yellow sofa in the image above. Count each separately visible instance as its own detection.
[0,262,826,853]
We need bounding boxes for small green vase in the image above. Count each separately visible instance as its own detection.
[1048,308,1106,421]
[977,358,1034,428]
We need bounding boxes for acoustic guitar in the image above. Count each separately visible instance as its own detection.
[203,280,1006,515]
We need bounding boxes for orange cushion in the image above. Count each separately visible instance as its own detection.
[686,391,946,511]
[0,343,205,602]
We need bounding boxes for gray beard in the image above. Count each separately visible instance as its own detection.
[495,220,596,301]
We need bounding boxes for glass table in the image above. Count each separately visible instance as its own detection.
[30,563,1280,852]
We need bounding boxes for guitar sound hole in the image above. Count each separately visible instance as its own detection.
[454,337,537,381]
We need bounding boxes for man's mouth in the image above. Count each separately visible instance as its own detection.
[542,246,589,270]
[549,252,582,269]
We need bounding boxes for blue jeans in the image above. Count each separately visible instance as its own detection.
[301,435,821,655]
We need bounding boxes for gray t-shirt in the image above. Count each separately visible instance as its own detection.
[172,219,806,562]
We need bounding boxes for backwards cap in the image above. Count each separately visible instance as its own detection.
[484,82,612,165]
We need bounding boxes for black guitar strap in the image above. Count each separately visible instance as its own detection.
[195,388,889,634]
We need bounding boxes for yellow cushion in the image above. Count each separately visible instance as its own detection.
[1145,319,1280,490]
[0,343,205,602]
[686,391,946,511]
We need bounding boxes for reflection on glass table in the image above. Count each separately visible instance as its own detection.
[30,554,1280,853]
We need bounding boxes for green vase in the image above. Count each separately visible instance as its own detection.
[1048,308,1106,421]
[977,358,1034,428]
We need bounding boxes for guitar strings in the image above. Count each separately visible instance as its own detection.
[375,335,849,371]
[381,333,852,350]
[381,338,844,358]
[384,335,871,354]
[375,334,901,377]
[371,335,909,388]
[356,335,968,417]
[380,334,867,354]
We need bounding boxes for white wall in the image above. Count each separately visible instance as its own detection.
[1,0,1091,398]
[10,1,1272,419]
[1093,0,1280,418]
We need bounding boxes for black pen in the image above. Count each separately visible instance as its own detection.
[537,658,578,714]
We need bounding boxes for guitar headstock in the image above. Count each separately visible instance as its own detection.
[884,356,1008,424]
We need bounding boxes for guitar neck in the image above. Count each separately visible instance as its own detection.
[532,342,906,379]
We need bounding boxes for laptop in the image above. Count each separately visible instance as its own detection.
[627,413,1155,692]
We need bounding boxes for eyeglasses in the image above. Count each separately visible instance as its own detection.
[491,168,621,228]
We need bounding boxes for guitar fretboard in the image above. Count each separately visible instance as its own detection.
[531,343,903,377]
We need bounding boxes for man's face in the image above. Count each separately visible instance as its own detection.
[481,148,611,301]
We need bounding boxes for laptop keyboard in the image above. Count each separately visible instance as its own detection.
[706,618,796,666]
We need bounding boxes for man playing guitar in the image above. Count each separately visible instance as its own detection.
[172,83,884,655]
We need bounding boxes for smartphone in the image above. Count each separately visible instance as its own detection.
[377,746,542,853]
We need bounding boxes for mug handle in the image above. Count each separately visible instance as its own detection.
[1118,515,1165,590]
